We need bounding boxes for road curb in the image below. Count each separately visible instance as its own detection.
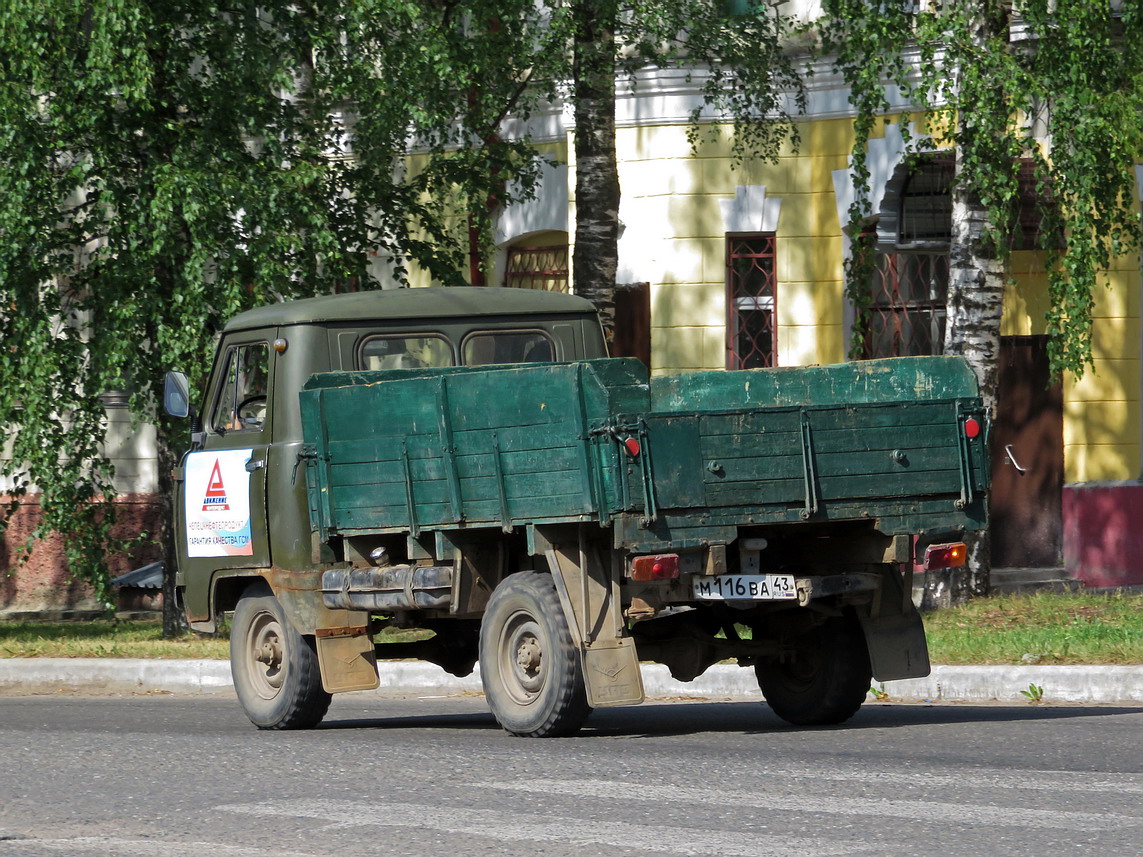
[0,658,233,695]
[878,664,1143,704]
[1,659,1141,705]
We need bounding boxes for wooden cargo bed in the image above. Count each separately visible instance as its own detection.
[300,356,988,551]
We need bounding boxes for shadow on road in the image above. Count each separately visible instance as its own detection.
[582,700,1143,737]
[316,697,1143,738]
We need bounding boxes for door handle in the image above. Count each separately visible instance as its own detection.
[245,458,265,472]
[1004,444,1027,475]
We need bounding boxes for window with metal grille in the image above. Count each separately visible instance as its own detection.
[898,155,954,247]
[861,154,1056,359]
[504,245,569,292]
[865,250,948,358]
[862,155,952,359]
[727,234,776,369]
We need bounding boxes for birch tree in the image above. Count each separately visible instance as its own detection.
[530,0,803,335]
[821,0,1143,599]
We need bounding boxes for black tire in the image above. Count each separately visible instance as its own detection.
[755,613,872,726]
[230,585,331,730]
[479,572,590,737]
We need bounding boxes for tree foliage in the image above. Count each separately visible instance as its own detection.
[821,0,1143,382]
[0,0,561,607]
[821,0,1143,604]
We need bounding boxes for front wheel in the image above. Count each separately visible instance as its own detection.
[230,584,331,730]
[479,572,590,737]
[755,613,872,726]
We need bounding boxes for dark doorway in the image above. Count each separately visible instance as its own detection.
[612,281,651,370]
[990,335,1063,568]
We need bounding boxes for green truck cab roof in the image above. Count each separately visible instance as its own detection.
[223,286,598,332]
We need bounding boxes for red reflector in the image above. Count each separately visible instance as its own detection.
[924,542,967,571]
[631,554,680,581]
[624,437,641,456]
[964,418,981,439]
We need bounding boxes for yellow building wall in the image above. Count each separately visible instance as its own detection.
[1004,250,1142,483]
[1062,263,1142,483]
[604,119,861,375]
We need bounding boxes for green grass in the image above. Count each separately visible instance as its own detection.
[0,619,230,659]
[1,591,1141,664]
[923,590,1143,665]
[0,619,428,660]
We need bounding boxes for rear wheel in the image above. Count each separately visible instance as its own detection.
[755,613,872,726]
[230,585,331,730]
[479,572,590,737]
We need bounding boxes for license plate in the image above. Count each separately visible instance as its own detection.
[692,574,798,601]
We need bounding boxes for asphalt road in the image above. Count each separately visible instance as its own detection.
[1,693,1141,857]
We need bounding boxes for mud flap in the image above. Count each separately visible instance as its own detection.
[856,564,931,681]
[541,529,645,708]
[315,628,381,693]
[579,638,644,707]
[858,611,931,680]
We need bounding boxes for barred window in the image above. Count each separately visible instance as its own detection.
[863,155,952,359]
[504,245,569,292]
[727,235,776,369]
[865,250,948,359]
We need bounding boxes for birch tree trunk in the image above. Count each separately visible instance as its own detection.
[931,163,1003,606]
[571,0,620,341]
[929,1,1010,606]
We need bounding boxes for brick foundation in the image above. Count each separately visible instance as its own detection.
[0,494,164,615]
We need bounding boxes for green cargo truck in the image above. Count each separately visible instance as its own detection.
[164,287,988,736]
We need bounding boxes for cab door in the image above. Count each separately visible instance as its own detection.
[179,338,273,621]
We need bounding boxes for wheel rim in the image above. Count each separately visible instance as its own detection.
[779,651,821,694]
[244,609,287,701]
[763,639,826,698]
[497,609,546,706]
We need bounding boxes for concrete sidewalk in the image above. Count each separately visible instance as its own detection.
[1,658,1141,705]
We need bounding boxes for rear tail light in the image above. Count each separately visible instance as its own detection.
[924,542,967,570]
[631,554,680,581]
[964,417,981,439]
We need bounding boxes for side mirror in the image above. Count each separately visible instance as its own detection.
[163,371,191,419]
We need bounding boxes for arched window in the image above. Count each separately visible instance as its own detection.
[862,154,1054,359]
[504,243,569,292]
[864,156,951,359]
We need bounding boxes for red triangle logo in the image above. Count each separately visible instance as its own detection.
[202,459,231,511]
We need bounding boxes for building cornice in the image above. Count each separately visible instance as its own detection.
[498,54,928,145]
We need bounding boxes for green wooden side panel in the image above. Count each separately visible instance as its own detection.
[630,390,989,546]
[651,355,980,412]
[301,359,651,537]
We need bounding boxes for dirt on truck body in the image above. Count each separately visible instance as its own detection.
[164,286,989,736]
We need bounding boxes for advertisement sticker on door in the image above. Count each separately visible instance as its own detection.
[184,449,254,557]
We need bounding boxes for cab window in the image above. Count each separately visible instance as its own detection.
[358,334,454,370]
[213,343,270,433]
[462,331,556,366]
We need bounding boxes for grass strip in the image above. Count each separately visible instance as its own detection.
[923,590,1143,665]
[0,620,428,660]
